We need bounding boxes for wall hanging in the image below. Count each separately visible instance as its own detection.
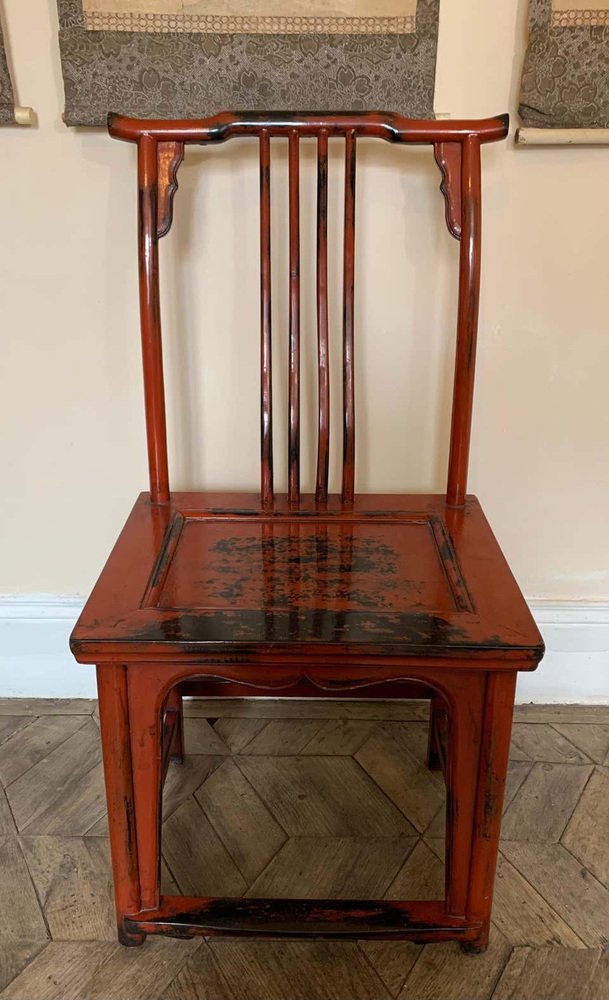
[519,0,609,130]
[57,0,440,126]
[0,12,34,126]
[0,18,16,124]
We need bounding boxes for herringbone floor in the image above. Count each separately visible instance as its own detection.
[0,699,608,999]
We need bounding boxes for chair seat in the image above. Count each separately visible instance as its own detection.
[71,492,543,666]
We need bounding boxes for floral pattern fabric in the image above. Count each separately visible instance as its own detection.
[520,0,609,127]
[57,0,440,126]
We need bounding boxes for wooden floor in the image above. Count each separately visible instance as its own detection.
[0,699,608,1000]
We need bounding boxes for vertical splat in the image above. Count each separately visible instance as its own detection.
[434,142,462,241]
[157,141,184,239]
[316,129,330,505]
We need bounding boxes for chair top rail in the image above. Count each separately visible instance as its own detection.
[108,110,509,146]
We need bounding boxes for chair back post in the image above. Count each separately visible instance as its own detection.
[446,134,483,508]
[137,133,170,505]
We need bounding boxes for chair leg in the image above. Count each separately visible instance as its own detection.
[167,687,185,764]
[463,671,517,953]
[96,665,145,947]
[444,674,487,930]
[127,668,164,913]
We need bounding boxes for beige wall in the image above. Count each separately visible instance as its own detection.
[1,0,608,600]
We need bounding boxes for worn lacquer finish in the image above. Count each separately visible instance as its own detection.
[72,110,543,952]
[156,141,184,239]
[72,492,540,660]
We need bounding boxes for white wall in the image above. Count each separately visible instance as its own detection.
[0,1,608,698]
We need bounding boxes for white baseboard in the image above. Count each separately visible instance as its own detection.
[0,597,96,698]
[0,597,608,703]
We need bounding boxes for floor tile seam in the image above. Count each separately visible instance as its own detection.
[350,749,435,835]
[0,716,38,751]
[18,755,106,836]
[192,773,290,887]
[1,716,92,790]
[557,766,599,846]
[4,715,96,790]
[499,843,604,948]
[354,939,402,999]
[546,722,597,764]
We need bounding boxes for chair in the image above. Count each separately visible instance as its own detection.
[71,110,544,952]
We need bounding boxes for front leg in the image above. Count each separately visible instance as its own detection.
[463,671,517,953]
[96,664,145,946]
[127,666,165,913]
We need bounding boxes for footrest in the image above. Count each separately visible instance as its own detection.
[125,896,481,941]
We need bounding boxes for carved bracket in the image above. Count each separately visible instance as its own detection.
[157,140,184,239]
[434,141,462,241]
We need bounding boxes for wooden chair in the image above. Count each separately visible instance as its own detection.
[71,111,544,952]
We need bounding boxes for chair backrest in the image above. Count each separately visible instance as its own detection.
[109,111,509,509]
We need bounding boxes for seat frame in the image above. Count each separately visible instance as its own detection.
[71,110,544,951]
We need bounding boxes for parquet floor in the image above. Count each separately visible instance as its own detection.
[0,698,608,1000]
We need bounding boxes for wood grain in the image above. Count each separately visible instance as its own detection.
[512,706,609,725]
[492,852,585,949]
[207,940,390,1000]
[398,932,511,999]
[20,837,115,940]
[0,716,87,787]
[0,942,46,996]
[0,716,32,749]
[0,699,95,716]
[164,942,233,1000]
[355,725,445,833]
[194,758,287,883]
[0,786,17,836]
[162,754,224,822]
[238,720,327,756]
[82,938,202,1000]
[237,755,415,837]
[184,699,430,721]
[247,836,416,899]
[385,839,445,900]
[182,718,230,755]
[162,797,247,897]
[1,942,117,1000]
[359,941,422,997]
[0,837,49,948]
[5,721,102,833]
[212,718,269,753]
[501,763,592,842]
[299,719,376,755]
[492,946,602,1000]
[561,766,609,888]
[501,842,609,948]
[551,723,609,764]
[509,724,591,764]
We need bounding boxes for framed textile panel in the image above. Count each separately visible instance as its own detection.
[57,0,440,126]
[520,0,609,127]
[0,19,16,124]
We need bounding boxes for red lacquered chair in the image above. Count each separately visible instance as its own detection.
[70,110,544,951]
